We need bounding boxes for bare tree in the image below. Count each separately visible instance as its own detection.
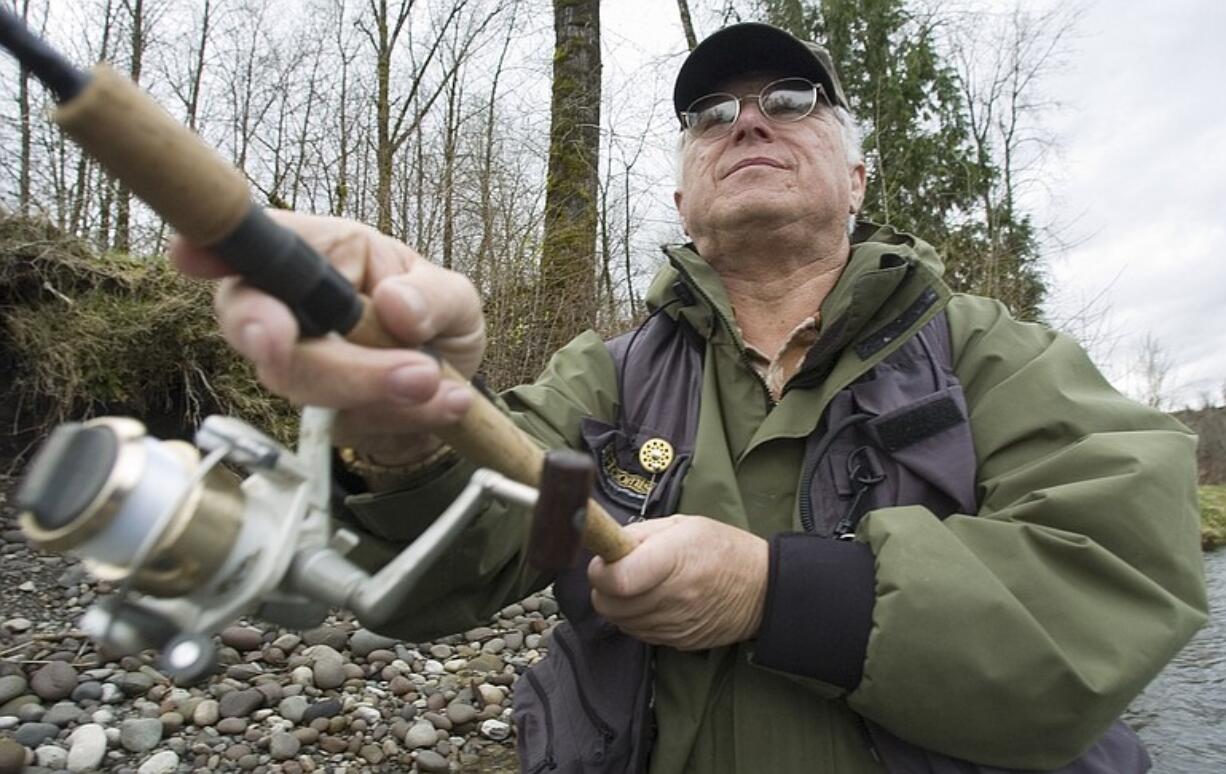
[1136,333,1174,410]
[676,0,698,50]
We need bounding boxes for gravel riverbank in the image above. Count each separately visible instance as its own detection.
[0,476,545,773]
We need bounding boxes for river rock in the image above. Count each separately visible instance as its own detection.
[405,720,438,749]
[217,717,247,735]
[220,626,264,652]
[416,749,450,773]
[42,701,83,726]
[117,671,155,697]
[0,739,26,774]
[272,633,301,652]
[482,638,507,655]
[446,701,478,726]
[303,626,349,651]
[192,698,219,726]
[312,659,345,690]
[480,719,511,741]
[71,681,102,702]
[278,695,308,724]
[35,743,67,768]
[0,676,27,705]
[14,721,59,747]
[219,688,263,718]
[137,750,180,774]
[349,629,398,657]
[66,724,107,772]
[120,717,163,753]
[30,661,77,701]
[270,731,301,760]
[301,698,341,725]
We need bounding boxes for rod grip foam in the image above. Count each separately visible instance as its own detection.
[54,64,250,246]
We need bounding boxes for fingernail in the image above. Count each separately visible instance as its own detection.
[445,385,472,414]
[239,323,268,362]
[388,362,437,399]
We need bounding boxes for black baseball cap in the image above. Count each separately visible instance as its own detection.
[673,23,849,123]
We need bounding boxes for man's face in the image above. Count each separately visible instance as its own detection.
[674,73,866,248]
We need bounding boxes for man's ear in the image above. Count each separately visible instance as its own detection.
[848,162,867,214]
[674,189,688,235]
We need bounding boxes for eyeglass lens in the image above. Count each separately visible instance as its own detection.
[683,78,822,137]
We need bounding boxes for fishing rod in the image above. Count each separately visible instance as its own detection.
[1,7,633,682]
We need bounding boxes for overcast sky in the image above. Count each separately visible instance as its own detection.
[602,0,1225,409]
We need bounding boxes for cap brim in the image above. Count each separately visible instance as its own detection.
[674,23,843,119]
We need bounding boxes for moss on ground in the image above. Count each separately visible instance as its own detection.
[1201,485,1226,551]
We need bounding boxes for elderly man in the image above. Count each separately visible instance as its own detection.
[176,22,1205,774]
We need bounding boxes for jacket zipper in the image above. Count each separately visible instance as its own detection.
[797,413,872,533]
[523,670,558,772]
[553,631,616,752]
[665,256,776,412]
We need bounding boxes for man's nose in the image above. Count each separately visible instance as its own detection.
[731,99,774,142]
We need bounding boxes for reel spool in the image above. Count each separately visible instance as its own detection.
[18,417,244,597]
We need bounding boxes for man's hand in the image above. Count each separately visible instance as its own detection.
[170,211,486,460]
[587,515,769,650]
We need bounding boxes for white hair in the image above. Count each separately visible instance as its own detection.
[674,105,864,186]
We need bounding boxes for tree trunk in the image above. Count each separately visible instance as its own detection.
[15,0,33,216]
[115,0,145,253]
[539,0,601,357]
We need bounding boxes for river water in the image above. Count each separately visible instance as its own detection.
[1127,548,1226,772]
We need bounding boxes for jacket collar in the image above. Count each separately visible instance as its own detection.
[652,222,950,356]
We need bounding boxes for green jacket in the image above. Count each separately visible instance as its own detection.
[340,225,1207,772]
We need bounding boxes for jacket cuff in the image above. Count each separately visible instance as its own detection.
[753,533,876,690]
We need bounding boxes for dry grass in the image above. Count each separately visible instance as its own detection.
[0,215,296,447]
[1201,485,1226,551]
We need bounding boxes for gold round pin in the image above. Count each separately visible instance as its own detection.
[638,438,674,474]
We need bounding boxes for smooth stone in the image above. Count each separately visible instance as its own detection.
[292,726,319,745]
[301,698,341,725]
[14,721,59,747]
[42,702,83,726]
[423,711,452,731]
[481,638,506,655]
[289,666,314,687]
[0,717,16,730]
[353,705,381,726]
[120,717,162,753]
[405,720,438,749]
[0,739,26,774]
[71,681,103,702]
[389,675,414,696]
[0,696,39,717]
[137,749,180,774]
[269,731,300,760]
[423,660,446,675]
[100,683,124,703]
[302,626,348,651]
[160,711,184,733]
[504,631,525,650]
[1,618,31,633]
[271,633,301,652]
[480,719,511,741]
[66,724,107,772]
[224,743,251,761]
[35,744,67,768]
[428,644,453,660]
[16,703,43,722]
[0,676,27,705]
[90,709,114,725]
[278,696,308,724]
[217,717,248,735]
[446,702,478,725]
[466,654,505,673]
[192,699,220,726]
[500,603,525,618]
[416,749,450,773]
[311,660,345,691]
[464,626,496,642]
[30,662,77,701]
[254,683,282,705]
[118,672,155,698]
[359,743,384,764]
[319,735,348,754]
[220,626,264,652]
[219,689,263,718]
[521,596,541,612]
[477,684,505,706]
[365,648,396,665]
[349,629,398,658]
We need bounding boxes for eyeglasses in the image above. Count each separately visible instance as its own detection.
[680,77,829,139]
